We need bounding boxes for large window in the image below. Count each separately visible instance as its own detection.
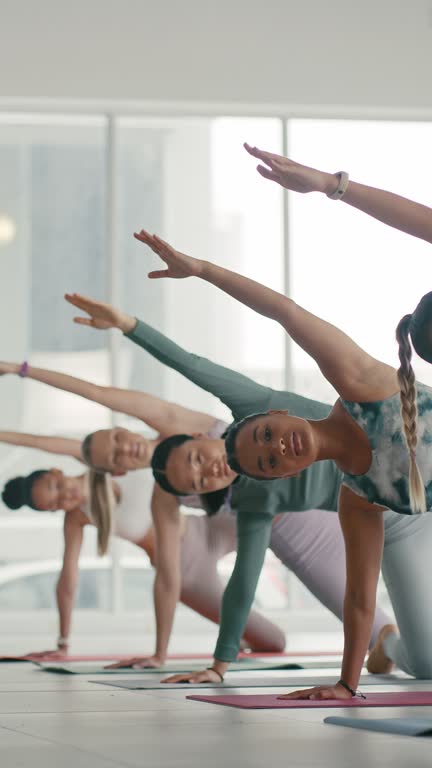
[0,113,287,636]
[1,110,430,638]
[288,119,432,402]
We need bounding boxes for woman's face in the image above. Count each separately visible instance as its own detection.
[165,437,237,495]
[31,469,86,512]
[88,428,154,473]
[233,411,317,479]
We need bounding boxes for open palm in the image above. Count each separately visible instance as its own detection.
[64,293,125,330]
[244,142,329,194]
[134,230,203,279]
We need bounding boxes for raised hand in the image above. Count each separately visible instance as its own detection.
[161,668,223,685]
[134,230,204,280]
[244,143,338,195]
[277,682,353,701]
[105,655,164,670]
[64,293,136,334]
[0,362,19,376]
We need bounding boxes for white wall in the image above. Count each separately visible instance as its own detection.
[1,0,431,111]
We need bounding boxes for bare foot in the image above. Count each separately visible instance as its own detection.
[367,624,398,674]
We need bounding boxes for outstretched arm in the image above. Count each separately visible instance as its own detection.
[65,293,275,422]
[136,232,397,403]
[244,144,432,244]
[0,358,208,438]
[0,431,83,462]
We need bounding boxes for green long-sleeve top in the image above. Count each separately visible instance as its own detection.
[125,319,343,662]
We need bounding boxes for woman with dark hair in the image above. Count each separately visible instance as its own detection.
[61,293,398,678]
[125,152,432,697]
[1,355,388,668]
[0,419,286,662]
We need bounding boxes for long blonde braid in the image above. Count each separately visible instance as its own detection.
[396,314,426,514]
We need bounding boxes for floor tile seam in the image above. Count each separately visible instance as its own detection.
[0,721,140,768]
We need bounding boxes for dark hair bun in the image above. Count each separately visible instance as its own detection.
[2,476,27,510]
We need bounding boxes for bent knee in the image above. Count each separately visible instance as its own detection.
[268,633,286,653]
[249,628,286,654]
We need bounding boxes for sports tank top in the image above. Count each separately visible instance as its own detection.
[341,381,432,515]
[83,468,153,542]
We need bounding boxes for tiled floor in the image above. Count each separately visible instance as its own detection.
[1,661,432,767]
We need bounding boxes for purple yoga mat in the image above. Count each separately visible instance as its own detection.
[187,691,432,710]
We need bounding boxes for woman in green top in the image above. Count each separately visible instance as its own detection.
[64,295,431,688]
[1,333,389,670]
[129,145,432,699]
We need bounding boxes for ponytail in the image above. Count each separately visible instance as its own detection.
[396,314,426,514]
[88,470,115,555]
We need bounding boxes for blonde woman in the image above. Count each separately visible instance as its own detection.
[0,347,391,668]
[0,424,286,662]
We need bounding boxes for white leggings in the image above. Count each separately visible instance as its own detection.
[180,509,391,651]
[382,510,432,678]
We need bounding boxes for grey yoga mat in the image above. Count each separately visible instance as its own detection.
[324,716,432,737]
[36,659,343,675]
[36,660,301,675]
[93,673,420,690]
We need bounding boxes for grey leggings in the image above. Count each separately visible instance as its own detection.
[382,510,432,678]
[180,509,390,652]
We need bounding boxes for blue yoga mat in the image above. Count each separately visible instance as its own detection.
[324,716,432,736]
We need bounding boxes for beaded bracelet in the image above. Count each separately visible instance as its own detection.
[18,361,29,378]
[338,678,366,699]
[207,667,224,682]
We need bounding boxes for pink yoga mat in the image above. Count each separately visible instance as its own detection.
[187,692,432,709]
[0,653,217,663]
[0,650,341,664]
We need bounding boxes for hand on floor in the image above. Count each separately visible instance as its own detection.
[277,683,353,701]
[25,649,67,660]
[105,655,164,670]
[162,669,222,685]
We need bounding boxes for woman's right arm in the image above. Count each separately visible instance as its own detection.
[244,144,432,244]
[108,484,183,670]
[56,512,85,650]
[0,431,83,461]
[161,507,274,685]
[28,510,84,658]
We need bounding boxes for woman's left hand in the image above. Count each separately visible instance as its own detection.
[134,230,204,280]
[277,682,353,701]
[244,143,337,195]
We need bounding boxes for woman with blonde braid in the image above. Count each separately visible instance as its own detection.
[134,188,432,699]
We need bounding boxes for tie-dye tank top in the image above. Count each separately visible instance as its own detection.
[340,381,432,515]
